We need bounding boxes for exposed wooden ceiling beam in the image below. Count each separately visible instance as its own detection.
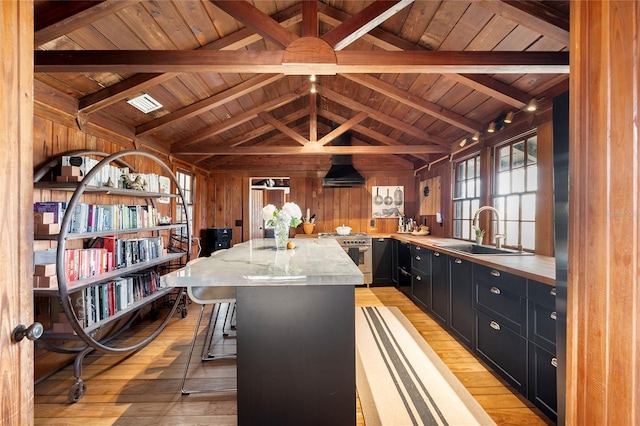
[229,108,310,147]
[301,0,318,37]
[318,85,452,148]
[321,0,414,50]
[477,0,569,46]
[35,50,569,74]
[77,3,303,114]
[258,111,309,146]
[444,73,530,109]
[175,145,444,156]
[317,111,368,146]
[317,108,443,161]
[341,73,483,133]
[309,91,318,143]
[174,85,309,149]
[317,3,419,51]
[211,0,299,49]
[136,74,285,137]
[35,0,141,47]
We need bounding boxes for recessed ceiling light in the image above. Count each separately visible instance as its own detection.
[127,94,163,113]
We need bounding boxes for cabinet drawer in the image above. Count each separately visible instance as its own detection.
[528,343,558,422]
[411,269,430,310]
[475,311,527,393]
[474,265,526,333]
[410,244,430,274]
[528,280,556,308]
[528,301,557,352]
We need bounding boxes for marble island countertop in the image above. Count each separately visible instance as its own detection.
[163,238,363,287]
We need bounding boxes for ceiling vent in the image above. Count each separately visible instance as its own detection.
[127,94,163,113]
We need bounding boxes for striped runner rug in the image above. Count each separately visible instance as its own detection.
[356,306,496,426]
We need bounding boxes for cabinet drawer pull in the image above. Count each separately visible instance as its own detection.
[490,321,501,331]
[550,311,557,320]
[415,255,421,261]
[454,258,462,264]
[415,275,422,281]
[434,251,440,257]
[377,238,385,242]
[400,268,411,277]
[490,286,501,295]
[551,357,558,368]
[550,288,557,296]
[490,269,501,277]
[415,246,421,251]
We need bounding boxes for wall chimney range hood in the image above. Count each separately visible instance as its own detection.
[322,130,365,187]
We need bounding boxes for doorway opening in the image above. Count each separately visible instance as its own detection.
[249,177,290,240]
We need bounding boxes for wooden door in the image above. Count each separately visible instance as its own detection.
[250,189,265,240]
[1,1,35,424]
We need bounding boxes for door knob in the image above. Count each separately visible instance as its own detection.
[13,322,44,342]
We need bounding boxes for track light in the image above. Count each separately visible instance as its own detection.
[459,138,467,147]
[526,98,538,112]
[472,131,480,141]
[310,83,317,94]
[310,74,317,82]
[487,122,496,133]
[504,111,514,123]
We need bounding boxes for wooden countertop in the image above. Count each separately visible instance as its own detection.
[372,233,556,286]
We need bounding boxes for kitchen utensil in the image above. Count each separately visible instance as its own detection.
[384,188,393,205]
[394,187,403,206]
[336,225,352,235]
[374,187,383,205]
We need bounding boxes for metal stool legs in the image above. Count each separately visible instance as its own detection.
[180,303,236,395]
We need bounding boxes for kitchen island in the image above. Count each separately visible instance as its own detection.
[163,238,363,426]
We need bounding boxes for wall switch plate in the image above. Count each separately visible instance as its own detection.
[235,219,243,227]
[370,219,375,226]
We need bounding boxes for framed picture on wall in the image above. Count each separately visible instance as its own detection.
[372,186,404,218]
[158,176,170,204]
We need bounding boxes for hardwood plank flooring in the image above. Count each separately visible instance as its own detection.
[34,287,552,425]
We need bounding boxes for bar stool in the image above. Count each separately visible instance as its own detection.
[180,255,236,395]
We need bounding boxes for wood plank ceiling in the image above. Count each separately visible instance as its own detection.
[33,0,569,172]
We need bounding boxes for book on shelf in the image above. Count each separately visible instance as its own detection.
[74,270,162,326]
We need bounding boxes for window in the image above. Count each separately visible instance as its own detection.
[175,169,194,236]
[493,133,537,250]
[453,155,481,240]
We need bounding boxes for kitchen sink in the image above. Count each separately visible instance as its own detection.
[434,243,533,256]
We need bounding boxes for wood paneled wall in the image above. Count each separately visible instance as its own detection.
[207,170,416,242]
[568,1,640,424]
[1,1,35,423]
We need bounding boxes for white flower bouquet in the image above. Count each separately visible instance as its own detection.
[262,202,303,228]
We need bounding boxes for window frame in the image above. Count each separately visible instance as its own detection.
[491,131,538,250]
[175,168,195,237]
[452,154,482,241]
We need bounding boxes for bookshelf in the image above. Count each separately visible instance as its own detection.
[33,150,190,402]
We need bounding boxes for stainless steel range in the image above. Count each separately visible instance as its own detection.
[318,232,372,286]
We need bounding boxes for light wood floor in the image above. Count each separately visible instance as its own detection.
[34,287,552,425]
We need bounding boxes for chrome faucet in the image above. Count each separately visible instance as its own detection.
[472,206,505,249]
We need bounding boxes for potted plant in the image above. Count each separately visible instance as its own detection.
[474,227,485,245]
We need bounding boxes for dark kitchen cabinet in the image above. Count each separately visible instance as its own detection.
[449,255,473,347]
[411,244,430,310]
[473,264,528,394]
[391,239,398,285]
[430,249,449,326]
[372,238,393,286]
[528,280,558,422]
[475,310,528,394]
[395,240,412,297]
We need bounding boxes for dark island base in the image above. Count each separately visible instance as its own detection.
[236,285,356,426]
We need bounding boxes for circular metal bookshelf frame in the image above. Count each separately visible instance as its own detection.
[34,150,191,355]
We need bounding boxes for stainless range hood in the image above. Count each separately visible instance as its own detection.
[322,130,365,187]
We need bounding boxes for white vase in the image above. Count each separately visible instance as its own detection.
[475,236,483,245]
